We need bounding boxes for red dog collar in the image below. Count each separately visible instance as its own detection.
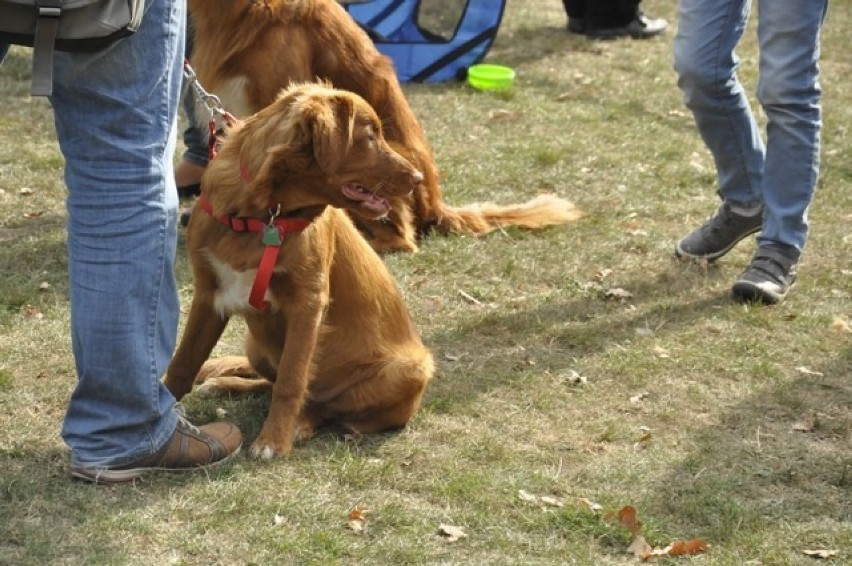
[196,194,313,311]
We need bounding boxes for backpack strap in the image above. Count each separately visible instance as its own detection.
[31,0,62,96]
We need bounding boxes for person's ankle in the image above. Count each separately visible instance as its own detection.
[174,159,206,188]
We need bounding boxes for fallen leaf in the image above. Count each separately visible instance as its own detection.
[518,489,537,503]
[795,366,824,377]
[458,289,482,305]
[627,534,653,558]
[666,539,709,556]
[830,317,851,333]
[595,268,613,281]
[630,392,649,404]
[560,369,587,385]
[540,496,563,508]
[802,549,838,559]
[438,523,467,542]
[652,346,670,359]
[347,506,368,533]
[617,506,642,535]
[634,432,653,451]
[605,288,634,301]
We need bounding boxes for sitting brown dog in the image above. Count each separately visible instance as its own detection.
[164,83,435,458]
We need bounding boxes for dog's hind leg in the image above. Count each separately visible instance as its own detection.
[318,355,433,434]
[196,355,259,384]
[196,374,273,396]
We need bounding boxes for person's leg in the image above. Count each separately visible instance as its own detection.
[729,0,827,303]
[673,0,765,260]
[587,0,636,29]
[674,0,761,207]
[176,16,208,197]
[754,0,827,253]
[563,0,586,33]
[585,0,667,39]
[49,0,220,472]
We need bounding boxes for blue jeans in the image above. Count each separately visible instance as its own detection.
[673,0,828,253]
[8,0,186,468]
[180,20,210,169]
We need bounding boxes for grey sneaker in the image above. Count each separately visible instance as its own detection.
[731,244,798,304]
[675,203,763,261]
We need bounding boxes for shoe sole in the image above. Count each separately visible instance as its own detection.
[70,445,242,485]
[731,280,793,305]
[674,225,761,262]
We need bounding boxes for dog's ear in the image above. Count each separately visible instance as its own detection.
[301,95,355,174]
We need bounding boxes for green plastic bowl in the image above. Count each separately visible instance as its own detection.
[467,63,516,91]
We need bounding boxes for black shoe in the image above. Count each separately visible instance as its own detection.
[675,203,763,261]
[731,244,799,305]
[587,12,668,39]
[177,183,201,201]
[567,17,585,35]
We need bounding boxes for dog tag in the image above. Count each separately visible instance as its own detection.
[262,225,282,246]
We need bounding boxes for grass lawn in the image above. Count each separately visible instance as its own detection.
[1,1,850,564]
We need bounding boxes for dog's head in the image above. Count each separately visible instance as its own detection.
[230,82,423,220]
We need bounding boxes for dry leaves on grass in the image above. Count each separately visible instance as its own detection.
[517,490,564,508]
[346,506,368,534]
[438,524,467,542]
[616,506,709,561]
[605,288,634,301]
[831,317,851,332]
[802,549,839,559]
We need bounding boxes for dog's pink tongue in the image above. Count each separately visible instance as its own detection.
[342,184,390,214]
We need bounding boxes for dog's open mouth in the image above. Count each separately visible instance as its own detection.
[341,183,390,216]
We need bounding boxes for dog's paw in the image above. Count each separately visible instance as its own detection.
[249,439,292,460]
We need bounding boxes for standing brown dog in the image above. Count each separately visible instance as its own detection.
[164,83,434,458]
[186,0,582,253]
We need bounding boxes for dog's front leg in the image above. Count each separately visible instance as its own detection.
[164,292,229,400]
[250,306,324,460]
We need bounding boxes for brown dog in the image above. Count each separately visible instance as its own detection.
[186,0,582,253]
[164,83,435,458]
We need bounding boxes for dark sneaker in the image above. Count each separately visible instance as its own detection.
[731,244,798,304]
[675,203,763,261]
[587,12,668,39]
[71,415,242,484]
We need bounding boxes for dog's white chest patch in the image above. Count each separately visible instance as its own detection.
[205,253,281,315]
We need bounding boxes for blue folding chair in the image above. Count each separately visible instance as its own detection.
[344,0,506,83]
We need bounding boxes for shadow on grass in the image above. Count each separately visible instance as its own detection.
[647,344,852,548]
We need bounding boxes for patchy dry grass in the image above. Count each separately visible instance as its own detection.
[1,1,851,564]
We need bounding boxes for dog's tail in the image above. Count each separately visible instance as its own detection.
[425,194,583,237]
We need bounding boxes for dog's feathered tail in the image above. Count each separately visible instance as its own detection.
[423,194,583,236]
